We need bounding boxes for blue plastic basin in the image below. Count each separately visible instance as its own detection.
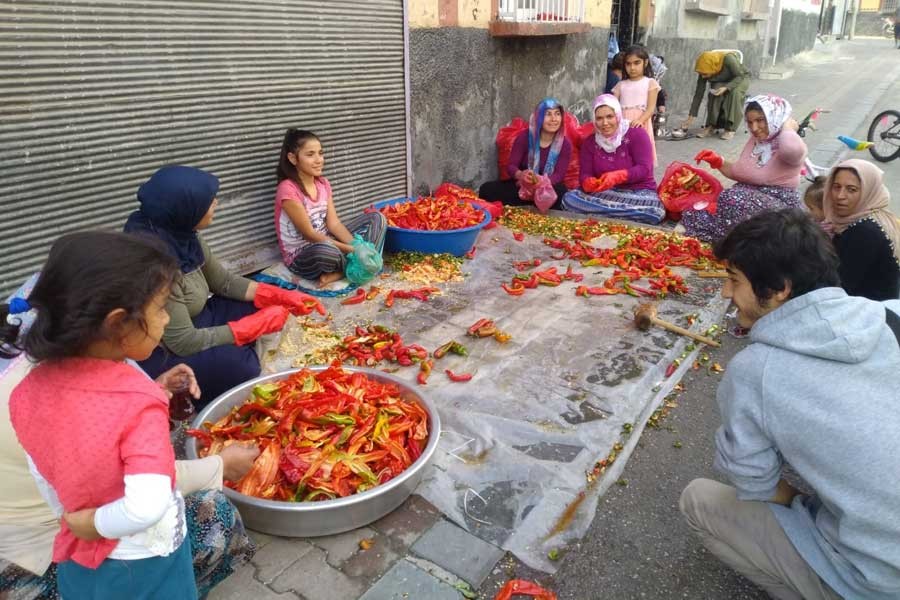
[372,197,492,256]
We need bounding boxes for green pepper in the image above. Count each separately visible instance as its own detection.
[251,383,280,405]
[312,412,356,426]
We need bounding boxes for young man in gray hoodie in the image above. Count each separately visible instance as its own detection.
[680,209,900,600]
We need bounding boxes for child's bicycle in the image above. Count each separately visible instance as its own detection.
[797,108,874,181]
[866,109,900,163]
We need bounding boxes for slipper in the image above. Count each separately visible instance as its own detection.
[695,127,715,138]
[719,130,736,141]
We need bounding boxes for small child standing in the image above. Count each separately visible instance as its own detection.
[613,45,660,165]
[274,128,387,288]
[604,51,625,94]
[803,175,833,235]
[4,232,197,600]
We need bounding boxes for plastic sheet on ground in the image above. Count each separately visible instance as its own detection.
[262,216,729,573]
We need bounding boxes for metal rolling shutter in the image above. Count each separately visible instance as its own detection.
[0,0,408,297]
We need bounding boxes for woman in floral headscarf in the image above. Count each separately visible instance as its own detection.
[679,93,807,242]
[479,98,572,211]
[824,159,900,300]
[561,94,665,224]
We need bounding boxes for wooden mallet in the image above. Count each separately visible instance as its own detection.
[633,303,720,347]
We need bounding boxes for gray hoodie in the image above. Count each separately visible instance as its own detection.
[714,287,900,599]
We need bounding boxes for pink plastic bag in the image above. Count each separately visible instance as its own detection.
[533,176,557,213]
[515,172,556,214]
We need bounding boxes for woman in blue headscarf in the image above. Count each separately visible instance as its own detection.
[124,165,325,408]
[479,98,573,211]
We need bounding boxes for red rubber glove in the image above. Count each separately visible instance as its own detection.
[694,149,724,169]
[228,306,290,346]
[583,177,603,193]
[596,169,629,192]
[253,283,326,316]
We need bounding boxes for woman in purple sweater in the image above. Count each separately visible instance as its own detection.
[562,94,665,224]
[479,98,572,211]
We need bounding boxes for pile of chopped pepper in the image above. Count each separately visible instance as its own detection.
[188,363,429,502]
[379,196,484,231]
[498,207,719,298]
[384,252,463,284]
[339,325,428,367]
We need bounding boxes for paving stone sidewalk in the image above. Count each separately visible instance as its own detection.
[210,495,504,600]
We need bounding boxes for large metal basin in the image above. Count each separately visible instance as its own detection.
[185,366,440,537]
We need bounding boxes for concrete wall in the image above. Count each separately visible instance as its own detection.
[408,28,609,194]
[775,9,820,61]
[854,10,892,36]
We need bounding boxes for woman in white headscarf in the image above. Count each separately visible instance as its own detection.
[679,93,807,242]
[561,94,665,224]
[824,158,900,301]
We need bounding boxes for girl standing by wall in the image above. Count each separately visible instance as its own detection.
[613,45,660,165]
[275,129,387,288]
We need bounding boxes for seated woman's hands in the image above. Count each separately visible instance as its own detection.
[228,306,290,346]
[584,170,629,193]
[219,442,260,482]
[254,283,326,316]
[694,149,724,170]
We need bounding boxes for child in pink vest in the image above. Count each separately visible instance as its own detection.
[5,231,197,600]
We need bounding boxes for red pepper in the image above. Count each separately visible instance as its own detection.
[520,274,539,289]
[417,359,433,385]
[513,232,525,242]
[467,318,492,336]
[445,369,473,382]
[366,286,381,300]
[665,361,678,378]
[501,282,526,296]
[384,290,396,307]
[493,579,557,600]
[186,429,213,450]
[586,287,619,295]
[340,288,367,305]
[464,246,477,260]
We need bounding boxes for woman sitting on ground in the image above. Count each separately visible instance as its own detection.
[478,98,572,211]
[680,50,750,141]
[275,128,387,287]
[561,94,665,225]
[680,94,807,243]
[824,159,900,301]
[125,165,325,407]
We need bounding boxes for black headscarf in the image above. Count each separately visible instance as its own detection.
[124,165,219,273]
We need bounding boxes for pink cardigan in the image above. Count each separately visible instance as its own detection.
[10,358,174,568]
[728,129,807,189]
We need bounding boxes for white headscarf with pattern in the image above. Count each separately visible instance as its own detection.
[745,94,792,167]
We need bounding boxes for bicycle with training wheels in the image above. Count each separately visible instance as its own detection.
[867,109,900,163]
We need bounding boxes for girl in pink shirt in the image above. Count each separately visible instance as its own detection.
[274,128,386,287]
[613,45,660,165]
[4,232,198,599]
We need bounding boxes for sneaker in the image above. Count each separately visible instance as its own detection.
[695,126,715,138]
[719,130,736,141]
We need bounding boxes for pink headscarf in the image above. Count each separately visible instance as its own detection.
[592,94,630,153]
[823,159,900,265]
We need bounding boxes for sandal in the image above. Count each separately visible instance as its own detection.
[719,130,735,141]
[695,126,715,138]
